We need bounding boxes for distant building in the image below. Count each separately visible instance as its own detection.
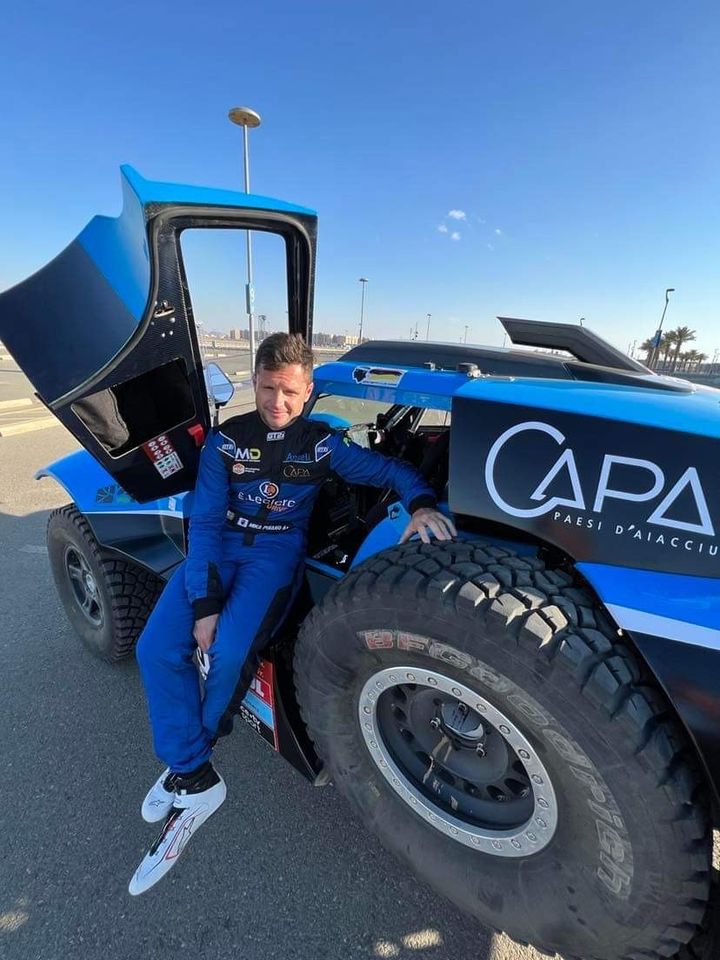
[332,334,359,347]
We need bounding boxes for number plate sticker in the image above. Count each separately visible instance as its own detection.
[142,434,183,479]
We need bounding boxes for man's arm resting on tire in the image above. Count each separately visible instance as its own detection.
[328,433,456,543]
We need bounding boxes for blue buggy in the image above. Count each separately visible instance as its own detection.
[1,165,718,960]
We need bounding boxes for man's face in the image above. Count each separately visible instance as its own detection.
[253,363,313,430]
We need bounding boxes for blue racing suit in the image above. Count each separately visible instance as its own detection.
[136,410,436,773]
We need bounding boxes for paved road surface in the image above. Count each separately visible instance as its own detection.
[0,424,549,960]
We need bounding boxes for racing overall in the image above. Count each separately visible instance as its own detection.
[136,410,435,773]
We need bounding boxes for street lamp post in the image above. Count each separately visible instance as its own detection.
[463,324,469,344]
[649,287,675,370]
[229,105,262,376]
[358,277,368,342]
[425,313,431,341]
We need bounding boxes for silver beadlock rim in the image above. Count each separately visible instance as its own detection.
[358,666,558,857]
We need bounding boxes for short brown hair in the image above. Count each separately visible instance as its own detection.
[255,332,314,378]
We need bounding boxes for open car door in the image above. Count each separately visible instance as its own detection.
[0,166,317,501]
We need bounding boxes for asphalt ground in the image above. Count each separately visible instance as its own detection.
[0,419,547,960]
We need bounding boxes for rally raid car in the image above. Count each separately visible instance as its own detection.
[1,166,718,960]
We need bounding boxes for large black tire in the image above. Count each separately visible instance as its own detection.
[47,505,164,663]
[295,541,712,960]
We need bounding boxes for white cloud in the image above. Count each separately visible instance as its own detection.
[437,224,448,234]
[486,243,495,251]
[448,209,467,221]
[451,231,461,241]
[494,228,503,235]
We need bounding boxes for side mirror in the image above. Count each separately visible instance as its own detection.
[204,362,235,408]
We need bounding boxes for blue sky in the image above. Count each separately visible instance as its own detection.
[2,0,719,357]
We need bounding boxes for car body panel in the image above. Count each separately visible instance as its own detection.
[454,375,720,439]
[450,397,720,579]
[577,563,720,638]
[37,451,186,576]
[313,361,457,411]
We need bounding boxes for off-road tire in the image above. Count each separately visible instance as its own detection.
[295,540,712,960]
[47,504,164,662]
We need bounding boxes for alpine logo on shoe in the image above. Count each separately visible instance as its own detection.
[162,809,204,862]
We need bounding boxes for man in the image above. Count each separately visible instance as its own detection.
[130,333,455,894]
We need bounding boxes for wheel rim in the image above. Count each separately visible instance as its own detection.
[358,667,558,856]
[64,546,104,628]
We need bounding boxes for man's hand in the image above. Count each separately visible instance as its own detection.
[193,613,220,652]
[400,507,457,544]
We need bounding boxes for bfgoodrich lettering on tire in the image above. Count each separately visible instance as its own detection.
[294,541,711,960]
[47,505,163,662]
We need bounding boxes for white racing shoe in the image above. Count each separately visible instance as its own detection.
[129,763,226,896]
[141,768,179,823]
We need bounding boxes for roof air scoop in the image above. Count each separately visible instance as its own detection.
[498,317,649,373]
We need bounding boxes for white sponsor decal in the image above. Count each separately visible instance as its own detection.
[236,447,261,461]
[267,431,285,441]
[315,434,332,461]
[485,420,715,538]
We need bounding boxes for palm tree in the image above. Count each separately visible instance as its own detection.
[677,351,693,371]
[668,326,696,372]
[639,338,655,364]
[657,332,675,370]
[685,350,707,371]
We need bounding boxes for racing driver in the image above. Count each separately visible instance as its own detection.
[129,332,456,893]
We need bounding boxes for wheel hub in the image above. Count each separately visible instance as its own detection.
[358,667,558,856]
[434,701,487,751]
[64,546,104,628]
